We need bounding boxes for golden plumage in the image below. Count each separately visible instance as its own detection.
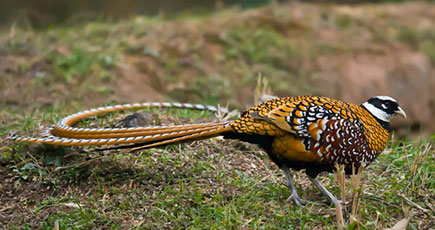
[8,96,405,206]
[229,96,392,176]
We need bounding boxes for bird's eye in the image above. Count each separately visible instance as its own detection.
[381,101,393,109]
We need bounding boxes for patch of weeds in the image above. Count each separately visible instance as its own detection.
[170,76,228,106]
[224,28,286,65]
[397,27,425,48]
[49,47,98,83]
[12,163,46,182]
[420,39,435,64]
[41,206,122,230]
[335,14,355,30]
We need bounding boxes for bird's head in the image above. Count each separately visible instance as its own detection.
[361,96,407,123]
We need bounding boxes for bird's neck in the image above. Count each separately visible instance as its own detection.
[360,104,392,133]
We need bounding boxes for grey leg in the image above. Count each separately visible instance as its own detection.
[307,174,348,219]
[307,174,338,205]
[282,165,309,206]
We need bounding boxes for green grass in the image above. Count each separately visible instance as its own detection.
[2,2,434,109]
[1,1,435,229]
[1,106,433,229]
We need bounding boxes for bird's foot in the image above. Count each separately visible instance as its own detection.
[286,192,310,206]
[323,199,349,221]
[324,199,348,207]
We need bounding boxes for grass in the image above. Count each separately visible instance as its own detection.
[2,2,435,109]
[1,1,435,229]
[1,104,434,229]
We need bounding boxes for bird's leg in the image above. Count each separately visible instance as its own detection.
[282,165,309,206]
[306,175,338,205]
[307,174,349,219]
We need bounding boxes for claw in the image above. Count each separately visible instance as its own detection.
[281,165,312,206]
[286,192,310,206]
[325,199,347,207]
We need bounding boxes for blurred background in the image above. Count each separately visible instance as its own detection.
[0,0,272,27]
[0,0,434,137]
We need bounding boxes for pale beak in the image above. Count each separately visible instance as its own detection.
[395,106,407,119]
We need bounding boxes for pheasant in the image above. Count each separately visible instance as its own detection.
[8,96,406,205]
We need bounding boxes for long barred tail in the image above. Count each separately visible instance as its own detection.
[7,102,234,150]
[54,102,228,136]
[7,122,233,148]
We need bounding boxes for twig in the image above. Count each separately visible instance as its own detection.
[0,205,14,213]
[54,156,102,171]
[425,198,435,214]
[334,164,346,230]
[349,166,363,226]
[251,151,277,184]
[25,151,42,169]
[397,194,431,216]
[363,196,401,209]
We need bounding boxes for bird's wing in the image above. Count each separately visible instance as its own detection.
[264,96,356,141]
[231,96,356,139]
[265,98,374,167]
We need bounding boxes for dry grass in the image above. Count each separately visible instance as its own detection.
[1,102,434,229]
[0,1,434,229]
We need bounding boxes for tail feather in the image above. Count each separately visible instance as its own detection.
[53,122,228,139]
[99,126,231,152]
[8,122,234,147]
[131,128,228,151]
[54,102,228,135]
[53,122,227,135]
